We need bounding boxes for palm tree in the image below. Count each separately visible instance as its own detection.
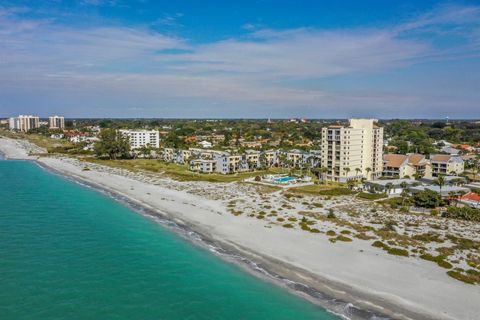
[320,166,328,184]
[365,167,372,180]
[343,167,351,180]
[355,167,361,179]
[385,182,393,195]
[279,153,287,172]
[400,188,409,207]
[259,153,268,171]
[435,175,446,198]
[472,159,479,181]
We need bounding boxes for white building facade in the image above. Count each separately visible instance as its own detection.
[120,130,160,149]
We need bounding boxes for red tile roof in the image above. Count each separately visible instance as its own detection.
[384,154,408,168]
[459,192,480,202]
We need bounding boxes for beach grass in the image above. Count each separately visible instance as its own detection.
[287,183,346,195]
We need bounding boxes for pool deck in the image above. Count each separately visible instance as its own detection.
[244,177,314,189]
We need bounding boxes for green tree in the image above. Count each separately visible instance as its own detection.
[94,129,130,160]
[413,190,441,208]
[435,175,446,197]
[139,144,152,159]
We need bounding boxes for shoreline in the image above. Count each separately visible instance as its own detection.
[33,160,386,320]
[1,136,479,320]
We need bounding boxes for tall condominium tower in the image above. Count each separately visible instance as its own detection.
[320,119,383,182]
[48,115,65,129]
[8,115,40,132]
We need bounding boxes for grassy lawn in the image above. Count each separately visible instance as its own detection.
[81,158,287,183]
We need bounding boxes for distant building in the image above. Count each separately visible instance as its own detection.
[8,115,40,132]
[320,119,383,182]
[441,146,460,155]
[119,129,160,149]
[198,140,212,148]
[48,115,65,129]
[430,155,464,177]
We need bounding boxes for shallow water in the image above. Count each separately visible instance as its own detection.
[0,160,340,320]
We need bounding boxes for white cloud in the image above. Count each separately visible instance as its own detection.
[0,4,479,117]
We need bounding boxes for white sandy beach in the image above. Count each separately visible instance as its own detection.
[1,136,479,320]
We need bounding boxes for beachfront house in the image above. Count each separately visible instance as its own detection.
[430,155,464,177]
[383,153,432,179]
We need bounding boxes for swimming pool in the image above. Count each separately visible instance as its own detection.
[272,176,297,183]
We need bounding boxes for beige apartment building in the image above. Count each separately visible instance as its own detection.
[48,115,65,129]
[9,115,40,132]
[321,119,383,182]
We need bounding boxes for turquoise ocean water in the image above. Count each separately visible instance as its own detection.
[0,160,340,320]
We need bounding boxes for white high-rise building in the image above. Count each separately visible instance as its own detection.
[320,119,383,182]
[8,115,40,132]
[120,129,160,149]
[49,115,65,129]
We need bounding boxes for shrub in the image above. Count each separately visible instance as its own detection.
[443,206,480,222]
[381,220,397,232]
[283,223,294,228]
[326,230,336,236]
[312,202,323,208]
[254,175,261,182]
[355,233,375,240]
[327,209,336,219]
[413,233,443,243]
[335,235,352,242]
[372,240,389,250]
[387,247,409,257]
[309,228,320,233]
[300,224,311,231]
[357,192,387,200]
[437,259,453,269]
[277,217,285,222]
[413,189,441,208]
[340,230,351,235]
[447,271,477,284]
[318,188,355,196]
[287,217,297,222]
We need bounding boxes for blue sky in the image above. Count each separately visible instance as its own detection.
[1,0,479,118]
